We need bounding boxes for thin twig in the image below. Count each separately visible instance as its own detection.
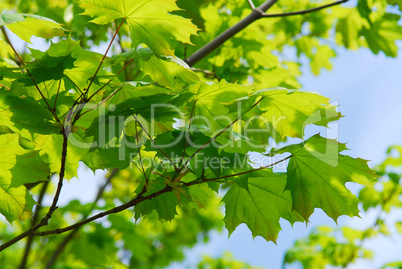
[71,56,132,126]
[247,0,256,9]
[185,155,292,187]
[0,82,11,90]
[152,171,170,179]
[262,0,349,18]
[190,68,220,80]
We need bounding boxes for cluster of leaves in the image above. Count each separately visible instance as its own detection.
[283,146,402,269]
[0,0,401,268]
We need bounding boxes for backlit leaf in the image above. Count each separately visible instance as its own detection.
[79,0,198,56]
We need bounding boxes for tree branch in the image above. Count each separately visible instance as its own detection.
[19,181,49,269]
[45,169,118,269]
[262,0,349,18]
[185,0,349,66]
[184,0,279,66]
[33,185,169,236]
[30,154,290,238]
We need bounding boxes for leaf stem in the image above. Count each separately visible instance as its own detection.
[78,87,122,119]
[64,75,84,96]
[86,18,126,94]
[135,120,148,180]
[179,100,197,168]
[53,80,62,112]
[87,58,133,102]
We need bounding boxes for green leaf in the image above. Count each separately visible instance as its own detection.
[1,13,66,42]
[0,93,58,140]
[79,0,198,56]
[359,185,381,211]
[272,134,377,221]
[253,89,341,139]
[223,172,303,242]
[33,133,89,179]
[336,8,369,50]
[0,133,50,187]
[139,55,199,91]
[362,13,402,57]
[188,80,251,135]
[0,134,44,223]
[134,180,178,221]
[85,91,180,144]
[310,45,336,75]
[83,146,135,171]
[20,37,105,98]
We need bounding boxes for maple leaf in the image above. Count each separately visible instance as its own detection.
[187,80,252,135]
[271,134,378,221]
[253,89,341,139]
[78,0,198,56]
[0,13,66,42]
[0,134,49,223]
[223,171,303,242]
